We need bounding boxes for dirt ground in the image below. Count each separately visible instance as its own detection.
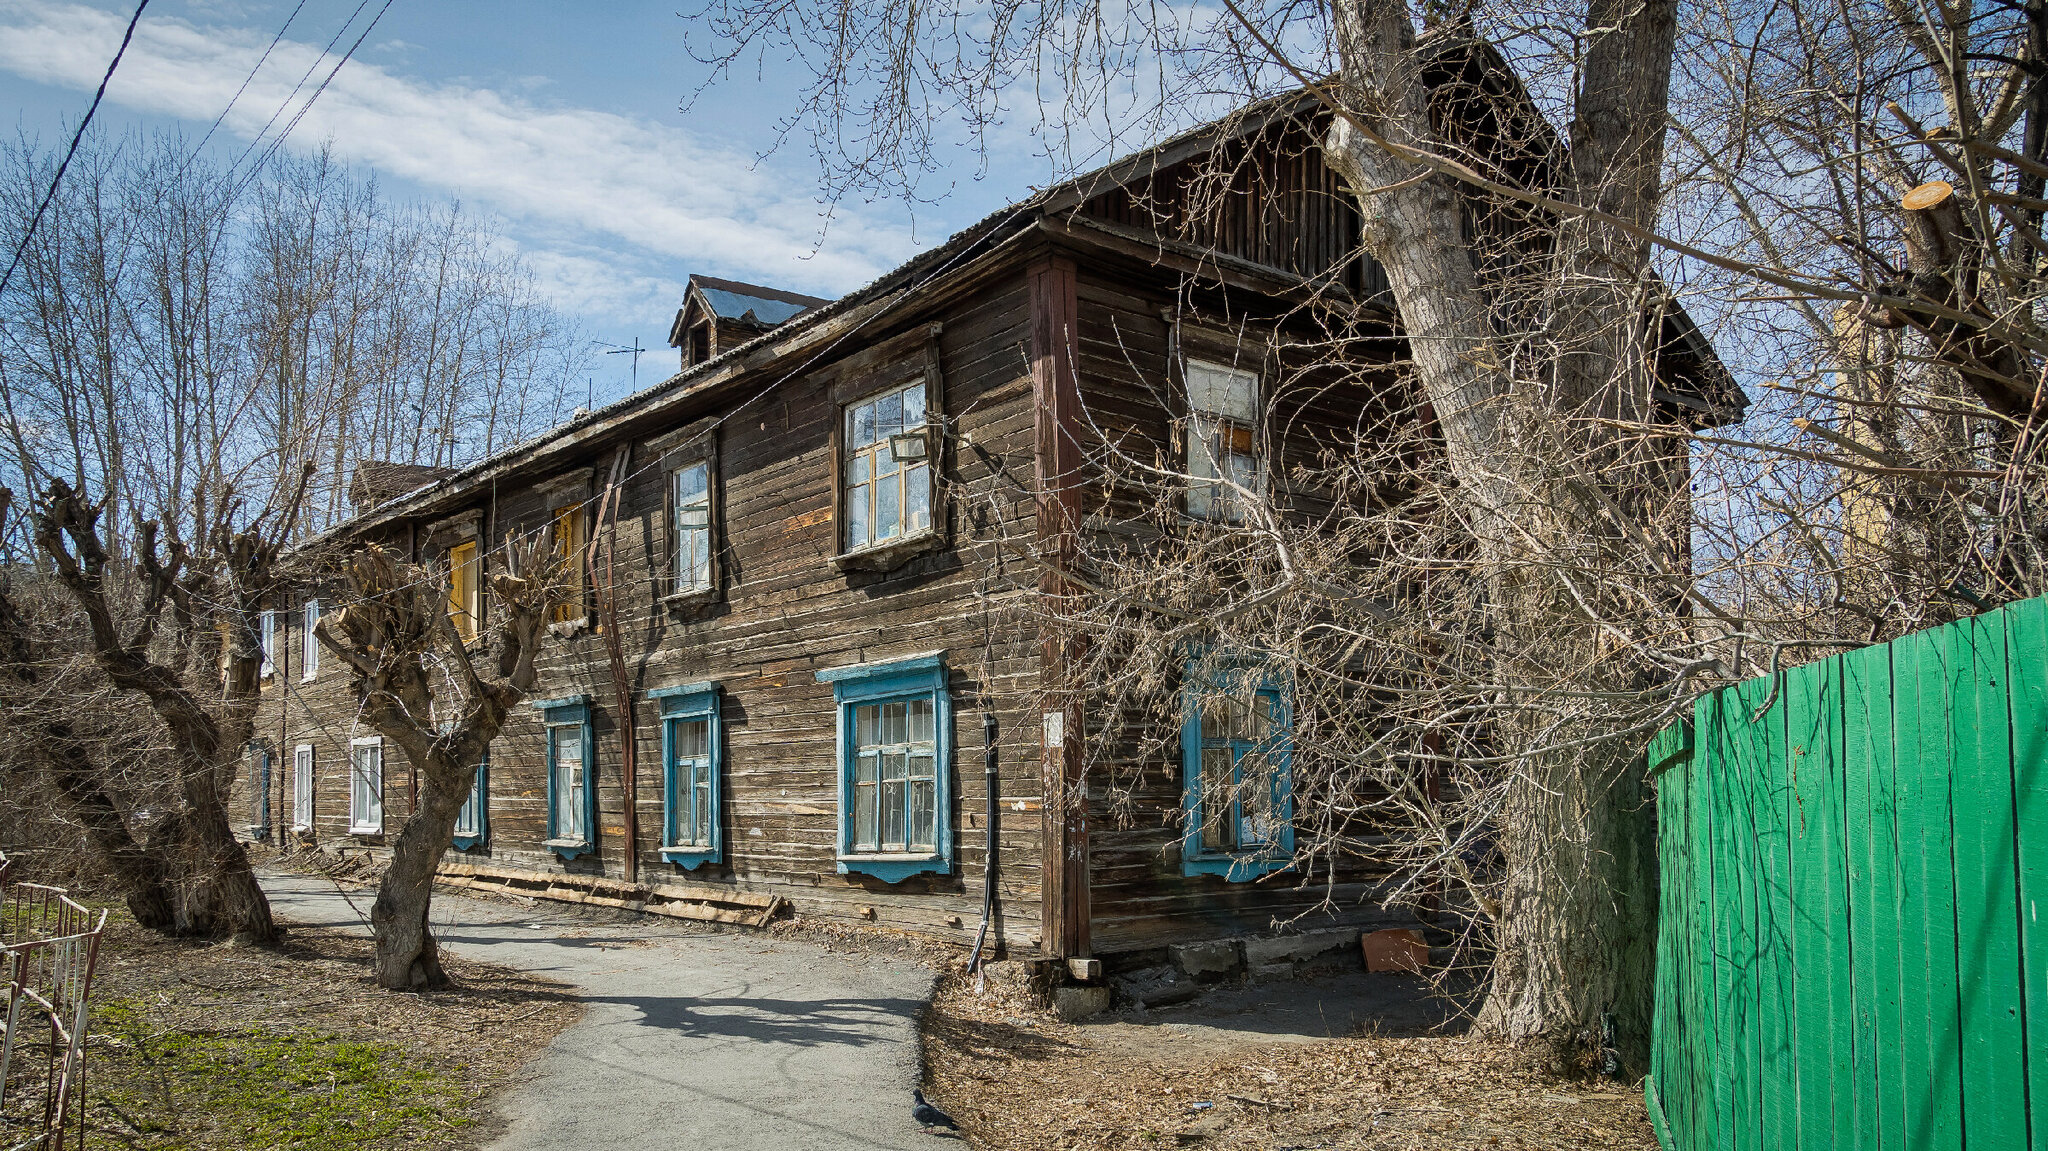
[25,905,582,1150]
[920,966,1659,1151]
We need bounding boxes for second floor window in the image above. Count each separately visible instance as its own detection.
[302,600,321,680]
[673,462,711,595]
[259,610,277,680]
[549,505,584,623]
[447,539,480,643]
[844,380,930,551]
[1184,359,1261,522]
[349,737,383,834]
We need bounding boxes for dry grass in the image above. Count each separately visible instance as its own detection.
[920,972,1658,1150]
[43,906,581,1150]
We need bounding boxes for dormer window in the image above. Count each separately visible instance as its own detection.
[689,322,710,367]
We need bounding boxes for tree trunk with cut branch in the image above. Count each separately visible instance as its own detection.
[317,538,558,990]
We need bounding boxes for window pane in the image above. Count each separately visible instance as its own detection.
[882,777,906,846]
[909,777,936,851]
[854,779,879,850]
[907,698,934,743]
[882,701,907,745]
[847,484,870,548]
[851,452,871,486]
[904,464,930,533]
[675,718,708,759]
[876,390,903,436]
[851,401,875,448]
[1200,747,1234,850]
[1239,750,1276,846]
[694,778,713,844]
[876,473,901,539]
[1201,697,1228,741]
[881,749,907,782]
[902,382,926,427]
[856,704,878,748]
[676,462,708,500]
[1187,361,1258,421]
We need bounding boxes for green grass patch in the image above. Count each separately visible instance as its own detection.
[88,997,475,1149]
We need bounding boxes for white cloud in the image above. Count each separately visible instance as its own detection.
[0,0,926,311]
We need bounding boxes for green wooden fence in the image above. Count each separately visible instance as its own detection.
[1646,597,2047,1151]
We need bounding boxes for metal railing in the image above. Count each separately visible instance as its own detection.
[0,857,108,1151]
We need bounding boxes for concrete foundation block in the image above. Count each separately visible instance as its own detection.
[1242,928,1358,968]
[1168,939,1244,981]
[1111,965,1202,1008]
[1053,984,1112,1020]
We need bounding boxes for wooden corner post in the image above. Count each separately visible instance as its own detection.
[1029,254,1090,959]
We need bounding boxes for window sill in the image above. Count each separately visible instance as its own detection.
[547,617,591,639]
[833,530,942,574]
[451,833,486,852]
[1182,852,1294,882]
[544,837,594,861]
[660,845,722,869]
[837,852,949,882]
[660,587,720,614]
[349,827,384,839]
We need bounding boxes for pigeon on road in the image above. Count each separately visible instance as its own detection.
[912,1090,959,1133]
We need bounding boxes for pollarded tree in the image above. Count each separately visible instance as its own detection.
[314,535,563,990]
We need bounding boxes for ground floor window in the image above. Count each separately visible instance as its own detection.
[292,744,314,831]
[816,652,951,881]
[453,746,489,850]
[651,681,722,867]
[349,736,384,834]
[1181,660,1293,879]
[535,696,594,859]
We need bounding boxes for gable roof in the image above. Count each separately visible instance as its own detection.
[306,83,1742,543]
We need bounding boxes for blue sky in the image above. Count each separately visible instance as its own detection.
[0,0,1060,404]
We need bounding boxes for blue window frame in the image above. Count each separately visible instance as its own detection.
[1180,659,1294,880]
[649,681,722,868]
[815,651,952,881]
[452,745,489,851]
[534,695,595,860]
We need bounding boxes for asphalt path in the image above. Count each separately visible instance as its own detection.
[259,871,939,1150]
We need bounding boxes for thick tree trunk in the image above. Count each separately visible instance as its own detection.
[1323,0,1677,1068]
[370,754,473,989]
[33,729,179,929]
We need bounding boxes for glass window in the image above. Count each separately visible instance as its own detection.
[816,654,951,881]
[349,738,383,834]
[844,380,931,551]
[447,540,480,643]
[652,683,723,866]
[247,745,271,838]
[259,610,277,680]
[673,462,712,595]
[668,718,714,847]
[453,747,488,848]
[292,744,314,831]
[1182,664,1292,879]
[1184,360,1261,522]
[302,600,321,680]
[551,725,586,841]
[550,506,584,622]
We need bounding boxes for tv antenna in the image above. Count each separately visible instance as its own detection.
[595,338,646,393]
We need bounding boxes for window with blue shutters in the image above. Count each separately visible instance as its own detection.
[1180,658,1294,880]
[452,745,489,850]
[534,696,595,860]
[649,681,722,868]
[815,652,951,882]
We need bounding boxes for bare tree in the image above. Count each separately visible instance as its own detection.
[313,536,563,989]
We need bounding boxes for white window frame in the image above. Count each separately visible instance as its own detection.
[842,379,933,553]
[301,600,320,681]
[672,460,713,596]
[349,736,384,834]
[259,609,277,679]
[292,743,314,831]
[1183,359,1263,523]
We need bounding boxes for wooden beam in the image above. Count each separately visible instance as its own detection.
[1029,253,1090,959]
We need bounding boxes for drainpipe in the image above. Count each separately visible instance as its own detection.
[969,712,999,976]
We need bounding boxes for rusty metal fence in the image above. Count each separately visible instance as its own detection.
[0,855,108,1151]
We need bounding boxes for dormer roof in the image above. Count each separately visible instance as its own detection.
[668,275,831,347]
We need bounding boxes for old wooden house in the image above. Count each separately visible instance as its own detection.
[243,90,1740,967]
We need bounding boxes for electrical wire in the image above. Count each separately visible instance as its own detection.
[0,0,151,300]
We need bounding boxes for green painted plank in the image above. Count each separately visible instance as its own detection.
[2006,600,2048,1146]
[1892,624,1964,1149]
[1688,694,1723,1151]
[1841,638,1901,1151]
[1707,680,1767,1149]
[1752,670,1799,1145]
[1785,655,1855,1150]
[2001,597,2048,1151]
[1948,609,2027,1150]
[1652,744,1686,1145]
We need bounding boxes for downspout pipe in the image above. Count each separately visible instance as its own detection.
[969,712,998,977]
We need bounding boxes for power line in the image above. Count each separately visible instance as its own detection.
[189,0,311,159]
[0,0,151,300]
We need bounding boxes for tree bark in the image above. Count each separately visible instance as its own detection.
[369,755,473,989]
[1322,0,1679,1069]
